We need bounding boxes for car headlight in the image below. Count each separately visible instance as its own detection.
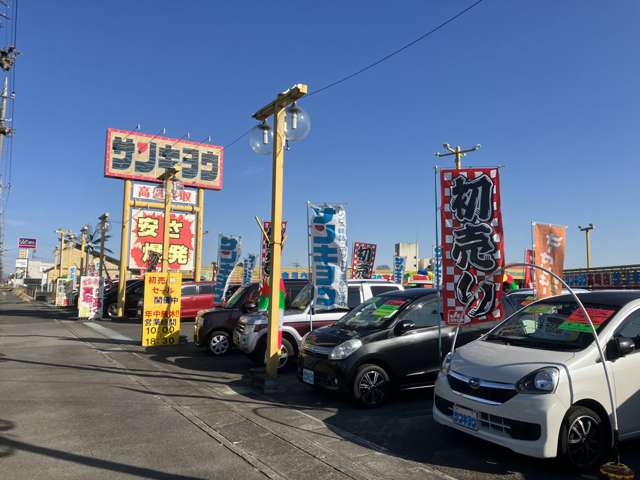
[517,367,559,394]
[329,339,362,360]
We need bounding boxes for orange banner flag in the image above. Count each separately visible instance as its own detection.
[533,223,567,299]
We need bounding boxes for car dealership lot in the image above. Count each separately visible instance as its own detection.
[95,312,640,480]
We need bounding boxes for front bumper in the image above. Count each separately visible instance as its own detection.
[297,349,351,392]
[233,329,259,354]
[433,372,566,459]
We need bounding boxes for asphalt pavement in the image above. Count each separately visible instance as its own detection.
[2,291,638,480]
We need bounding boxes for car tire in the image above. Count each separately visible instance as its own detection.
[250,337,296,370]
[106,303,118,319]
[558,405,610,471]
[352,364,390,408]
[208,331,231,356]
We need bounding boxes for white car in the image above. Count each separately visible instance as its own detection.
[233,279,404,369]
[433,290,640,470]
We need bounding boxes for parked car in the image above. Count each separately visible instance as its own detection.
[433,290,640,471]
[104,280,145,318]
[194,279,310,356]
[194,283,260,356]
[298,288,495,407]
[234,279,403,370]
[135,281,218,321]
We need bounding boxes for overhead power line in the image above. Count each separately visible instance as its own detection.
[222,0,485,148]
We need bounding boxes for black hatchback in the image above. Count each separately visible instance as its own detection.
[298,289,495,407]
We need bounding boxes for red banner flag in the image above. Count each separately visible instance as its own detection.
[440,168,505,326]
[533,223,567,299]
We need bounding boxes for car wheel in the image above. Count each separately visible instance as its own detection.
[251,337,295,370]
[208,331,231,356]
[353,364,390,408]
[559,405,610,471]
[106,303,118,319]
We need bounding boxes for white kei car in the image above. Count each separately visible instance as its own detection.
[434,290,640,470]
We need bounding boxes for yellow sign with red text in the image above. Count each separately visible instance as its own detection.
[141,272,181,347]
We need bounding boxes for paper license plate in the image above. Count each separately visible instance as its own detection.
[302,368,315,385]
[453,405,478,431]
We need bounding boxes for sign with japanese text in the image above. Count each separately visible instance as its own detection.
[105,128,223,190]
[18,238,36,249]
[524,248,534,288]
[351,242,377,279]
[533,223,566,299]
[18,248,28,259]
[243,254,257,286]
[15,258,27,269]
[214,234,241,303]
[434,246,443,287]
[78,276,104,320]
[440,168,505,325]
[393,256,405,284]
[132,182,197,205]
[309,203,348,311]
[55,278,71,307]
[141,272,181,347]
[129,208,195,271]
[261,220,287,282]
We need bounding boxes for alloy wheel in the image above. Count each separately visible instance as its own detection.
[107,303,118,318]
[567,415,601,468]
[358,370,386,406]
[209,334,230,356]
[277,344,289,369]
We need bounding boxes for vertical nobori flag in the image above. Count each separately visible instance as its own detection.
[260,220,287,282]
[309,203,348,310]
[533,223,567,299]
[242,254,257,286]
[440,168,505,326]
[351,242,377,279]
[214,234,242,304]
[393,256,406,284]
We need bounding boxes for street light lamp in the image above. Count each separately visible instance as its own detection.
[250,83,309,382]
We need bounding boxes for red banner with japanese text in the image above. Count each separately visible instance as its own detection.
[533,223,566,299]
[129,208,195,271]
[440,168,505,325]
[524,249,534,288]
[351,242,377,279]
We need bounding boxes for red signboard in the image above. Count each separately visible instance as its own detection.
[129,208,195,271]
[104,128,224,190]
[440,168,505,325]
[351,242,377,279]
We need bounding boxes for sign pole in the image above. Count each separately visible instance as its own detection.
[116,179,132,318]
[194,188,204,281]
[159,168,180,273]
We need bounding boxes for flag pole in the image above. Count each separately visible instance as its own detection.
[306,201,314,332]
[434,165,442,361]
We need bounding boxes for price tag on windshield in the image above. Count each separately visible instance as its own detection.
[372,298,408,319]
[559,307,616,333]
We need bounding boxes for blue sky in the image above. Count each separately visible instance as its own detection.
[4,0,640,273]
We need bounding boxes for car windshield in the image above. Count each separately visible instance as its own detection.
[486,300,620,351]
[290,284,313,311]
[335,294,412,330]
[225,286,246,308]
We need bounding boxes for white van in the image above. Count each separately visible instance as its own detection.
[433,290,640,470]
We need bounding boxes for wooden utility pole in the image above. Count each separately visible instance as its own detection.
[578,224,594,269]
[98,213,109,279]
[434,143,481,170]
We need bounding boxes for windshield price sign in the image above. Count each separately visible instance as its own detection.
[105,128,224,190]
[142,272,181,347]
[440,168,505,325]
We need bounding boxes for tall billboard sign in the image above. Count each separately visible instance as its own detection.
[308,203,348,311]
[105,128,223,190]
[129,208,196,272]
[18,238,36,249]
[440,168,505,326]
[533,223,567,299]
[351,242,377,279]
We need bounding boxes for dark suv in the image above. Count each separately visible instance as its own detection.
[298,288,496,407]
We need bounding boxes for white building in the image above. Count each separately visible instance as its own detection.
[394,242,419,271]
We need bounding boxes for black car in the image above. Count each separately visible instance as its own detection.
[298,288,496,407]
[194,279,310,356]
[103,280,144,319]
[194,283,260,355]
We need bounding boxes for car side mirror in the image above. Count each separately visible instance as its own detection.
[607,337,635,361]
[395,319,416,336]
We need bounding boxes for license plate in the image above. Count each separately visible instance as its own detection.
[453,405,478,431]
[302,368,314,385]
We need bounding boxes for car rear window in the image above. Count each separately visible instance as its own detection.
[370,285,399,296]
